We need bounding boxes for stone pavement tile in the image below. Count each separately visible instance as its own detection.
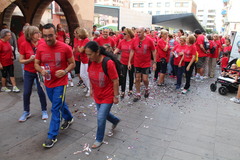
[173,134,215,151]
[161,155,182,160]
[0,92,22,111]
[1,131,78,160]
[164,148,210,160]
[214,156,232,160]
[60,128,85,140]
[217,104,240,117]
[215,130,240,148]
[214,142,240,160]
[113,139,165,160]
[70,120,94,134]
[51,136,123,160]
[169,141,213,159]
[128,132,171,149]
[0,113,49,153]
[177,122,216,137]
[216,115,240,131]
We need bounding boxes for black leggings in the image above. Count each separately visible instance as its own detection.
[120,64,134,92]
[184,62,195,90]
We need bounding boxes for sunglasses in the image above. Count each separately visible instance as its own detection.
[43,34,54,38]
[123,33,127,35]
[138,41,142,48]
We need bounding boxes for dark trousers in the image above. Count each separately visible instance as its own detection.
[154,62,161,79]
[174,65,185,87]
[121,64,134,92]
[23,70,47,112]
[184,62,195,90]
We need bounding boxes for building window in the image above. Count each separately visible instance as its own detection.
[139,3,144,7]
[148,11,152,15]
[156,11,161,15]
[198,10,204,12]
[165,2,170,7]
[133,3,138,8]
[165,11,170,14]
[183,2,189,7]
[148,3,152,7]
[208,10,215,13]
[157,2,161,7]
[175,2,181,7]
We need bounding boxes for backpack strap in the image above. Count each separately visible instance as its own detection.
[102,56,110,77]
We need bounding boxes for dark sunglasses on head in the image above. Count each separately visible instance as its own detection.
[138,41,142,48]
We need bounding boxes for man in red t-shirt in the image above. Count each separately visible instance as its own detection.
[128,27,156,102]
[194,29,208,81]
[35,23,75,148]
[96,29,115,48]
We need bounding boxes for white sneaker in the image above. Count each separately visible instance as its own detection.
[12,86,20,93]
[203,76,209,79]
[85,90,90,97]
[1,87,11,92]
[230,97,240,104]
[70,82,74,87]
[67,84,69,87]
[83,88,88,93]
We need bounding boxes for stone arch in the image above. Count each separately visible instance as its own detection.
[1,2,26,27]
[31,0,79,40]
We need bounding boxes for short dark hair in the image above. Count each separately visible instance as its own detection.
[42,23,56,33]
[179,29,184,35]
[121,26,126,31]
[194,29,202,35]
[93,25,97,28]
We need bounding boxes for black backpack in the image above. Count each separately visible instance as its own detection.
[89,54,123,85]
[204,37,210,50]
[210,46,216,54]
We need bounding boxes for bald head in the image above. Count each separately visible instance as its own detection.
[137,27,145,39]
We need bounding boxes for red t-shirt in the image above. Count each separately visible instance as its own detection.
[131,36,155,68]
[93,37,99,41]
[56,31,66,42]
[96,36,115,48]
[88,59,118,104]
[117,39,133,65]
[156,38,170,63]
[210,40,220,58]
[195,35,207,57]
[19,40,43,73]
[17,35,26,52]
[223,45,232,52]
[35,41,73,88]
[221,57,229,70]
[78,38,90,64]
[172,45,187,66]
[184,44,196,62]
[0,40,13,66]
[73,38,80,61]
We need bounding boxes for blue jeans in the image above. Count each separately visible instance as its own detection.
[46,86,73,139]
[23,71,47,112]
[174,65,185,88]
[95,103,120,142]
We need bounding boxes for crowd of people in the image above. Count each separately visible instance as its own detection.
[0,22,238,149]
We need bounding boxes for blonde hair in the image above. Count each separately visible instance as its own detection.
[75,27,88,39]
[24,26,39,42]
[160,29,168,38]
[124,28,134,39]
[188,35,196,44]
[180,36,187,42]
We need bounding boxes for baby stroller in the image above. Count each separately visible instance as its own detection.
[210,59,239,95]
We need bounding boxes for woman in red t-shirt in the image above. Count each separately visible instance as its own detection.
[114,28,135,99]
[85,41,120,149]
[208,34,221,78]
[172,36,187,89]
[0,29,20,93]
[73,28,83,86]
[18,26,48,122]
[76,28,90,96]
[182,35,196,94]
[156,29,170,86]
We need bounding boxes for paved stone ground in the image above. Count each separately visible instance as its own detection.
[1,68,240,160]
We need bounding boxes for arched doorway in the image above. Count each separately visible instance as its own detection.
[32,0,79,40]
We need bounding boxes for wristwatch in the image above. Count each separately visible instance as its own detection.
[64,70,68,74]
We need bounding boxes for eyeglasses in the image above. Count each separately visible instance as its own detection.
[43,34,54,38]
[34,31,40,34]
[138,41,142,48]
